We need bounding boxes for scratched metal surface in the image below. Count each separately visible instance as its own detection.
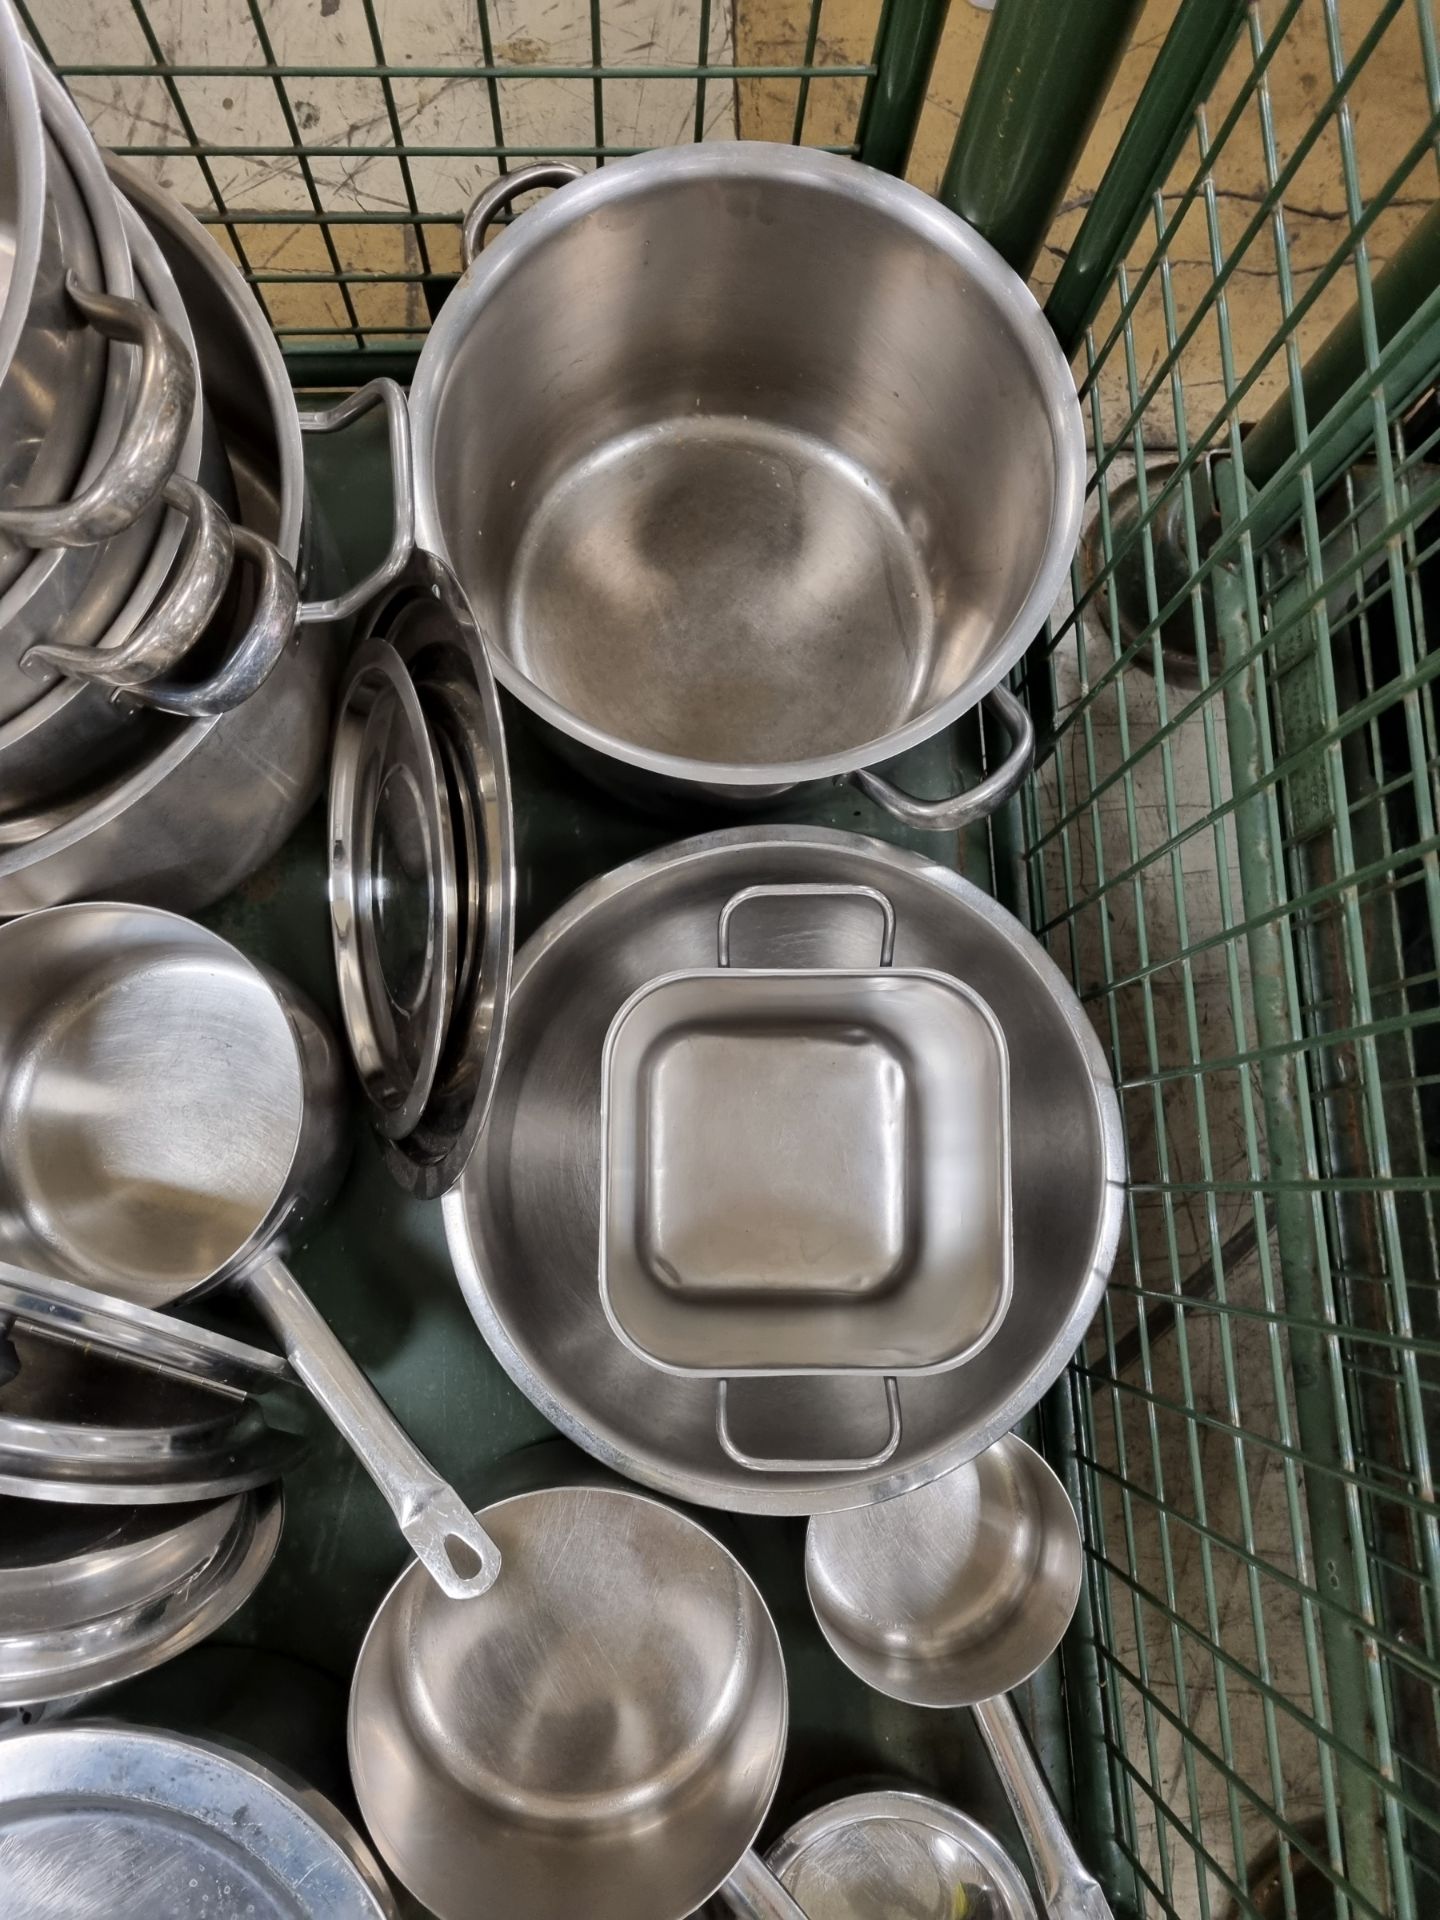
[157,410,1061,1915]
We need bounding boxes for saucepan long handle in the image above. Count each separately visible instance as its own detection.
[720,1848,809,1919]
[974,1693,1114,1920]
[241,1251,501,1599]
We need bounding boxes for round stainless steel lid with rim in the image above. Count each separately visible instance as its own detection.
[0,1723,396,1917]
[327,549,514,1197]
[761,1791,1037,1920]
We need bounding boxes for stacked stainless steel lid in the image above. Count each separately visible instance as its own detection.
[327,550,515,1199]
[0,1264,304,1710]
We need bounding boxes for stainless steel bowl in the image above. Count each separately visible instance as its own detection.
[444,826,1125,1513]
[411,143,1083,825]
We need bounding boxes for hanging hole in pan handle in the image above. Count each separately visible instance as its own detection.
[110,526,300,718]
[21,476,235,691]
[715,1377,903,1473]
[461,161,586,265]
[849,685,1035,832]
[0,276,196,549]
[295,378,414,624]
[717,882,897,968]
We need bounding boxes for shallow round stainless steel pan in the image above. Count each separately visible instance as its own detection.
[445,826,1125,1514]
[0,1484,280,1706]
[0,1724,397,1917]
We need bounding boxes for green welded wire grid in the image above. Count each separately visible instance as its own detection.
[1025,0,1440,1915]
[22,0,906,347]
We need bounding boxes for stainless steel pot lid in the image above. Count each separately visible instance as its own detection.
[329,550,514,1197]
[0,1723,396,1918]
[444,826,1124,1515]
[330,636,457,1140]
[0,1484,280,1705]
[0,1325,305,1504]
[0,1496,240,1633]
[763,1791,1037,1920]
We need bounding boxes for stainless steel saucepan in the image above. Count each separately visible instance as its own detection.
[410,142,1084,826]
[0,903,500,1599]
[350,1482,805,1920]
[806,1436,1113,1920]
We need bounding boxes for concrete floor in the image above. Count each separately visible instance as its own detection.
[21,2,1437,1915]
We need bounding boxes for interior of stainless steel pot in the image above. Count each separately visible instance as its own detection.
[350,1485,788,1920]
[0,2,44,392]
[419,143,1082,780]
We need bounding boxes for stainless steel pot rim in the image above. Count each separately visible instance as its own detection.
[0,163,302,885]
[413,139,1086,788]
[0,1484,281,1705]
[0,1722,395,1917]
[0,7,46,391]
[443,824,1126,1515]
[766,1789,1038,1920]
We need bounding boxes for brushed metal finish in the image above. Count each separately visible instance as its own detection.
[0,903,500,1598]
[0,1485,280,1705]
[806,1438,1113,1920]
[755,1790,1037,1920]
[0,1326,304,1503]
[444,826,1125,1514]
[410,143,1082,815]
[0,1724,396,1917]
[349,1484,801,1920]
[0,166,321,914]
[600,885,1012,1378]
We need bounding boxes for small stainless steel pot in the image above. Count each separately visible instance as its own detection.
[410,144,1084,828]
[0,904,500,1598]
[806,1437,1113,1920]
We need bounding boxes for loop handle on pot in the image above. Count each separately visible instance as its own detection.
[240,1250,502,1600]
[0,276,196,550]
[21,476,235,690]
[850,685,1035,832]
[461,161,585,265]
[717,882,896,968]
[296,379,414,623]
[974,1694,1116,1920]
[716,1376,903,1474]
[114,526,301,719]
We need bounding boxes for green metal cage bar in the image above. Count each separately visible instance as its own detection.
[29,0,1440,1914]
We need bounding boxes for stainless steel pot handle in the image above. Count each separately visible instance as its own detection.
[240,1250,502,1600]
[22,477,236,690]
[974,1694,1115,1920]
[296,379,414,623]
[461,162,585,265]
[849,685,1036,832]
[114,526,301,718]
[718,1849,809,1920]
[717,882,896,967]
[0,276,196,549]
[716,1376,903,1475]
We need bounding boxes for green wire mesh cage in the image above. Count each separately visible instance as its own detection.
[22,1,1439,1915]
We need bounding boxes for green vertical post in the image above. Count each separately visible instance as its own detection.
[939,0,1144,277]
[854,0,951,177]
[1243,201,1440,490]
[1045,0,1250,354]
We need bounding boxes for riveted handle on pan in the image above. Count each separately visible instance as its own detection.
[717,883,897,967]
[461,161,585,265]
[974,1694,1115,1920]
[716,1377,903,1474]
[240,1250,502,1599]
[849,685,1035,832]
[718,1849,809,1920]
[296,379,415,623]
[0,277,196,549]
